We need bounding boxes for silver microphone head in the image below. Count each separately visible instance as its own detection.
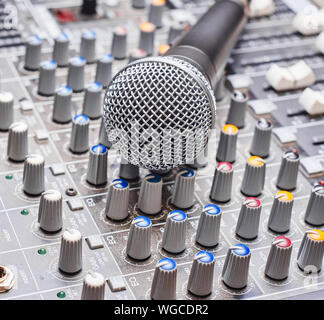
[103,56,216,171]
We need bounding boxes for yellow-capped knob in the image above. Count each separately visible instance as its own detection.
[275,190,293,202]
[248,156,264,167]
[308,229,324,241]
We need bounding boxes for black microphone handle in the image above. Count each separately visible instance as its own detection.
[166,0,248,88]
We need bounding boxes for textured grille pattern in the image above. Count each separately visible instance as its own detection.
[103,56,216,170]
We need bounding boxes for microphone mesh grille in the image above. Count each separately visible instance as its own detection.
[103,56,216,170]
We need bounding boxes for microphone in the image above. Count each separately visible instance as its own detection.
[103,0,248,171]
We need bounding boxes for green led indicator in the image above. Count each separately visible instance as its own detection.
[57,291,66,299]
[37,248,46,255]
[21,209,29,216]
[5,174,13,180]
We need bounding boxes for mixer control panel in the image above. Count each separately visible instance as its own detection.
[0,0,324,302]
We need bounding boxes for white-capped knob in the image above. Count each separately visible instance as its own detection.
[0,92,14,131]
[7,122,28,162]
[23,154,45,196]
[81,271,105,300]
[58,229,83,274]
[38,190,63,233]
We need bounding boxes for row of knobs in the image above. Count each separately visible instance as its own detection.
[33,185,324,299]
[23,2,185,79]
[148,230,324,299]
[51,227,324,300]
[10,122,323,230]
[27,20,180,93]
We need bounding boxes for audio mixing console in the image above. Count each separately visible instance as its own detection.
[0,0,324,302]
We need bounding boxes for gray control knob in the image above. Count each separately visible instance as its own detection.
[132,0,146,9]
[37,60,57,96]
[82,82,102,119]
[151,258,177,300]
[250,118,273,158]
[81,271,105,300]
[216,124,238,163]
[0,92,14,131]
[265,236,292,280]
[38,190,63,233]
[162,210,187,254]
[187,251,215,297]
[148,0,165,28]
[168,22,186,44]
[24,35,42,71]
[129,48,148,63]
[297,229,324,273]
[58,229,83,274]
[7,122,28,162]
[138,174,162,215]
[80,30,96,64]
[53,32,70,67]
[98,118,112,148]
[105,179,129,221]
[52,86,72,124]
[226,91,248,129]
[111,26,127,60]
[222,244,251,289]
[195,204,222,247]
[267,191,294,233]
[241,156,266,197]
[23,154,45,196]
[95,54,113,88]
[126,216,152,260]
[235,197,262,240]
[119,158,140,180]
[69,114,89,154]
[210,162,233,203]
[171,168,195,209]
[139,22,156,56]
[276,149,300,191]
[305,183,324,226]
[67,56,86,92]
[86,144,108,186]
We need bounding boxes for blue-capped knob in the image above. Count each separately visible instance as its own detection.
[86,144,108,186]
[187,251,215,296]
[138,174,162,215]
[151,258,177,300]
[67,56,85,92]
[171,168,196,209]
[222,244,251,289]
[69,114,89,154]
[162,210,187,254]
[105,179,129,221]
[196,204,222,247]
[126,216,152,260]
